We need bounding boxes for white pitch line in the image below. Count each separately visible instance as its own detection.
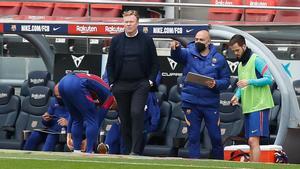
[0,156,253,169]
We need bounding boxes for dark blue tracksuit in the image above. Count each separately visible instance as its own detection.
[23,97,69,151]
[58,73,114,153]
[171,42,230,159]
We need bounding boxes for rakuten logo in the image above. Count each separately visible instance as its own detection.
[76,25,98,33]
[215,0,233,5]
[105,26,124,34]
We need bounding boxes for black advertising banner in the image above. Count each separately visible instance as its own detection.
[54,54,102,82]
[159,56,183,91]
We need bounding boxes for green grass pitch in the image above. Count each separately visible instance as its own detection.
[0,149,299,169]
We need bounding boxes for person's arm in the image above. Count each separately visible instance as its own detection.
[170,42,188,65]
[106,37,117,86]
[215,57,231,90]
[147,36,160,83]
[67,114,72,134]
[248,56,273,86]
[42,98,55,127]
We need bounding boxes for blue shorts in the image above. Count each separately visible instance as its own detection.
[244,109,269,139]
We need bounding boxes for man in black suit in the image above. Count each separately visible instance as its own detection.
[106,10,159,155]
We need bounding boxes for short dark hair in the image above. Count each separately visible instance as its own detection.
[122,10,139,21]
[228,34,246,46]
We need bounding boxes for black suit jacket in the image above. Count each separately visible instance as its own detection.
[106,32,159,85]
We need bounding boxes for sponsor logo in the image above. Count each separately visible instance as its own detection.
[182,127,188,134]
[152,27,183,34]
[76,25,98,34]
[53,27,61,31]
[186,29,194,33]
[71,55,85,68]
[161,72,182,77]
[251,129,258,133]
[250,1,267,6]
[65,70,89,74]
[227,60,239,73]
[104,25,124,34]
[220,100,231,106]
[21,25,50,32]
[31,121,38,128]
[215,0,233,5]
[30,78,44,84]
[167,57,178,70]
[31,94,46,100]
[10,25,17,32]
[0,93,8,98]
[143,27,149,33]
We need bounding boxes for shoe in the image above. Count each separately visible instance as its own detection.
[97,143,109,154]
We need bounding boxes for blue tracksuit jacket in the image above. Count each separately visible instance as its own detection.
[171,42,230,109]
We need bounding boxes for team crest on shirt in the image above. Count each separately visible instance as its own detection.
[211,57,217,66]
[212,57,217,63]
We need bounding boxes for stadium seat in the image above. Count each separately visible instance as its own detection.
[208,0,243,21]
[143,102,185,157]
[0,86,51,149]
[20,71,55,97]
[19,2,54,16]
[219,92,244,146]
[274,0,300,22]
[52,3,87,17]
[245,0,277,22]
[0,1,22,16]
[167,76,183,110]
[221,76,238,92]
[269,89,281,144]
[177,122,211,158]
[0,85,20,139]
[293,79,300,95]
[90,4,122,17]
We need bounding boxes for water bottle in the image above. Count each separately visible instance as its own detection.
[61,127,66,134]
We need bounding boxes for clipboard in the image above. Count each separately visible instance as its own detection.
[185,72,214,87]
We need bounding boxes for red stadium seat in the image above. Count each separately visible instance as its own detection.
[19,2,54,16]
[52,3,87,17]
[245,0,276,22]
[0,1,22,16]
[274,0,300,22]
[90,4,122,17]
[208,0,243,21]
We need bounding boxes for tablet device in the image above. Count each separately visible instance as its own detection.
[185,72,214,87]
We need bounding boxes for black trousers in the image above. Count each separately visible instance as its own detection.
[112,79,150,155]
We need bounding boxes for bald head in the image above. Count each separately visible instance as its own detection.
[195,30,211,43]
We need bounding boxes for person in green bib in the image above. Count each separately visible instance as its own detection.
[228,34,274,162]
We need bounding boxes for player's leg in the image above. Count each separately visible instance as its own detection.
[23,131,46,150]
[203,109,223,160]
[42,134,59,151]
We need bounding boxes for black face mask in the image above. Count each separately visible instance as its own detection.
[195,42,206,53]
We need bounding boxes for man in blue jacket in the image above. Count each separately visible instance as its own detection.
[170,30,230,159]
[23,97,69,151]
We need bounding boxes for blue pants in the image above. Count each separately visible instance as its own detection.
[105,123,124,154]
[60,75,106,153]
[23,131,59,151]
[183,104,223,159]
